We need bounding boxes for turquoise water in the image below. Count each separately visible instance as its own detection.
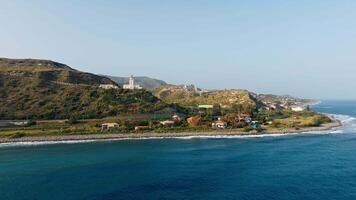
[1,100,356,200]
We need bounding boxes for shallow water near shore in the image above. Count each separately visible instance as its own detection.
[1,100,356,200]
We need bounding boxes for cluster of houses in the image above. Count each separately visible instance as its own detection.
[263,101,306,112]
[210,113,259,129]
[101,115,182,131]
[100,112,261,131]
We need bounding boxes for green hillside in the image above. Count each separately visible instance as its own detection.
[0,58,168,120]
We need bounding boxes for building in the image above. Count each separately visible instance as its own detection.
[135,126,149,131]
[186,115,202,126]
[291,106,305,112]
[160,120,176,127]
[212,118,227,129]
[123,75,142,90]
[101,123,119,130]
[238,113,252,123]
[172,115,182,122]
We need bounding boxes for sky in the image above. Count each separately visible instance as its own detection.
[1,0,356,99]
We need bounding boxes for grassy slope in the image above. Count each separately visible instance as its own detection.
[154,85,259,111]
[0,58,168,120]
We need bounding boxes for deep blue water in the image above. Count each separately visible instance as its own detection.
[1,100,356,200]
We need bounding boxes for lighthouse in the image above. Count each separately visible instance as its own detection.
[123,75,142,90]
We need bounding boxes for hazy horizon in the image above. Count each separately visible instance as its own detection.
[1,1,356,99]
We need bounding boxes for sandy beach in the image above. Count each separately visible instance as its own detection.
[0,121,341,144]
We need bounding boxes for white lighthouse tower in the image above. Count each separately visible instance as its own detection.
[123,75,142,90]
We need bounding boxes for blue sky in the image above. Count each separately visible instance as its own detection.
[1,0,356,99]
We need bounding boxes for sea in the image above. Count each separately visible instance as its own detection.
[1,100,356,200]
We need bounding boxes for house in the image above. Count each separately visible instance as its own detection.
[186,115,202,126]
[291,106,305,112]
[239,113,252,123]
[212,118,227,129]
[99,84,119,89]
[123,75,142,90]
[134,125,149,131]
[160,120,175,127]
[101,123,119,130]
[172,115,181,122]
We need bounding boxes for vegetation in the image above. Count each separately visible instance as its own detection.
[0,58,171,120]
[260,110,332,129]
[153,85,259,112]
[0,109,334,139]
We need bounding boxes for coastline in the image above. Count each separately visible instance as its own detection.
[0,120,341,144]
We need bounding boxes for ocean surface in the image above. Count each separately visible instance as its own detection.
[1,100,356,200]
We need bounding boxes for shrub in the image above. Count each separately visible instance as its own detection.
[243,126,254,132]
[66,116,79,125]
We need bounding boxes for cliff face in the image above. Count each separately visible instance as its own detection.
[0,58,166,120]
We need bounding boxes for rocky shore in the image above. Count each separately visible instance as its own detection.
[0,121,341,144]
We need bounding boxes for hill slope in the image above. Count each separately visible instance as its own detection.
[0,58,168,120]
[153,84,316,112]
[107,75,167,90]
[153,84,259,111]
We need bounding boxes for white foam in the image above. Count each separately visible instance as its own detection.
[0,140,98,147]
[333,114,356,124]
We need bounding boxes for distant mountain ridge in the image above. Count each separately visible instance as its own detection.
[106,75,167,90]
[0,58,168,120]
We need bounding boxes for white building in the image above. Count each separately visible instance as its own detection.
[212,118,227,129]
[291,106,305,112]
[101,123,119,130]
[99,84,119,90]
[123,75,142,90]
[160,120,176,127]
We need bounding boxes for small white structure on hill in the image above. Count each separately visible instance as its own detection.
[101,123,119,130]
[99,84,119,90]
[123,75,142,90]
[291,105,305,112]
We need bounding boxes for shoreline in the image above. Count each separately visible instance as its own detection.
[0,120,342,144]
